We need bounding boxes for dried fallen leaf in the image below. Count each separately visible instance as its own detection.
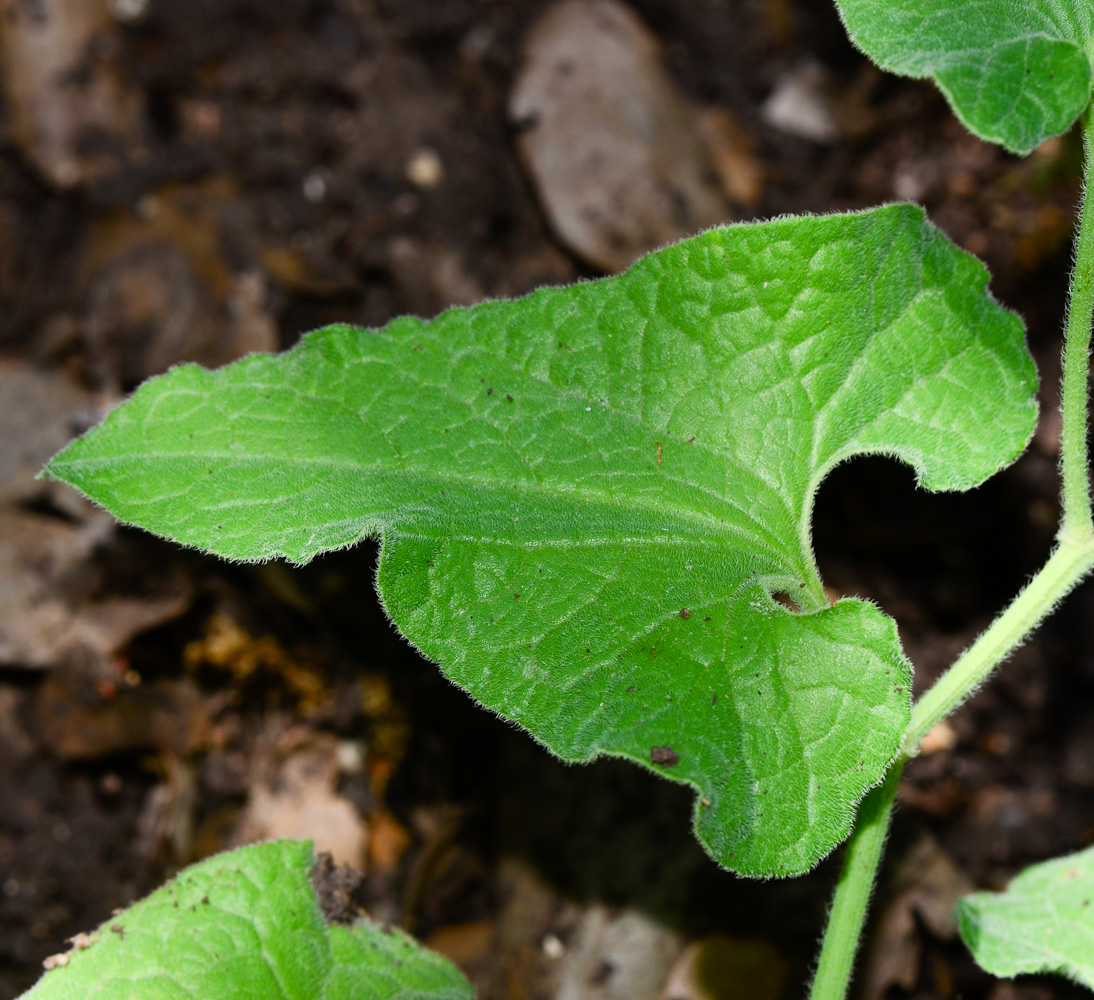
[232,729,368,868]
[510,0,736,272]
[0,0,141,187]
[37,674,210,760]
[0,361,189,671]
[858,835,974,999]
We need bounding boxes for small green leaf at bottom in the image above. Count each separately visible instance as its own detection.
[957,844,1094,990]
[18,840,474,1000]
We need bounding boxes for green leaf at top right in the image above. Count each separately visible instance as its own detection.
[834,0,1094,155]
[957,843,1094,990]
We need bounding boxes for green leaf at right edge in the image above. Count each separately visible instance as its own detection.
[19,840,473,1000]
[45,204,1038,877]
[957,844,1094,990]
[834,0,1094,155]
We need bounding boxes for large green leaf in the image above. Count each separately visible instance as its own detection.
[834,0,1094,155]
[19,841,473,1000]
[957,845,1094,990]
[45,204,1037,876]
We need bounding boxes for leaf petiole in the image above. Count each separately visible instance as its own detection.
[1059,104,1094,541]
[907,535,1094,750]
[808,760,904,1000]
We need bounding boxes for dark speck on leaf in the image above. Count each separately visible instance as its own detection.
[711,694,718,705]
[626,685,635,692]
[680,608,690,619]
[506,394,513,402]
[651,745,679,766]
[487,387,494,395]
[514,593,520,599]
[704,616,711,621]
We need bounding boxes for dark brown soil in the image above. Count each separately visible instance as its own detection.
[1,2,1092,999]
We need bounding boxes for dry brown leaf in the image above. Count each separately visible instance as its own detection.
[37,674,210,759]
[510,0,737,272]
[858,834,974,1000]
[0,0,142,187]
[232,729,368,868]
[0,361,190,671]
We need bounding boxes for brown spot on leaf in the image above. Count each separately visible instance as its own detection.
[680,607,690,619]
[651,745,679,766]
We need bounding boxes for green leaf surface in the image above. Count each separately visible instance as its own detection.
[45,204,1037,876]
[957,845,1094,989]
[328,923,474,1000]
[834,0,1094,154]
[18,841,474,1000]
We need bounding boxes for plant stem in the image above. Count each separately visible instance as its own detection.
[808,760,903,1000]
[1059,105,1094,541]
[809,107,1094,1000]
[906,535,1094,750]
[811,533,1094,1000]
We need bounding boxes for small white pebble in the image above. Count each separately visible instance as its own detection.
[406,148,444,189]
[542,934,564,959]
[108,0,149,22]
[336,740,366,773]
[302,170,327,203]
[893,167,926,202]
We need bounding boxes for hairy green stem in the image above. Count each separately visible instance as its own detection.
[809,106,1094,1000]
[907,537,1094,749]
[1060,105,1094,541]
[808,760,903,1000]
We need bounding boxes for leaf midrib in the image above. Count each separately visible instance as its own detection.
[53,443,806,571]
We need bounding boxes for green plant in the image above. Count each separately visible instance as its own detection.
[18,840,474,1000]
[25,1,1094,998]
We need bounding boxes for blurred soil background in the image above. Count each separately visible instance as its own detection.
[0,1,1092,998]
